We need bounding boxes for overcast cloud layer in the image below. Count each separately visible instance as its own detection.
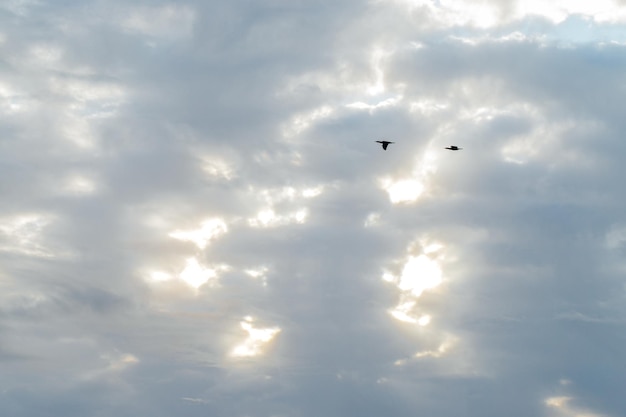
[2,1,626,416]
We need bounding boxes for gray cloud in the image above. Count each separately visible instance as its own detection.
[2,0,626,416]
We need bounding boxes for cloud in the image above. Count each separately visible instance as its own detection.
[2,0,626,416]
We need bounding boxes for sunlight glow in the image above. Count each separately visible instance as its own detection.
[256,209,276,226]
[423,243,444,254]
[399,255,443,297]
[169,218,228,249]
[179,257,217,289]
[302,186,325,198]
[231,317,281,358]
[252,184,326,207]
[418,315,432,326]
[383,178,424,204]
[546,397,572,408]
[149,270,172,283]
[544,390,606,416]
[390,299,418,323]
[248,208,308,228]
[347,96,402,112]
[390,298,433,326]
[414,336,457,358]
[245,266,270,286]
[382,272,395,283]
[386,240,445,327]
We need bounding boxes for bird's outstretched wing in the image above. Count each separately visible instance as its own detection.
[376,140,394,150]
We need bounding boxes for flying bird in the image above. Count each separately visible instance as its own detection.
[445,145,462,151]
[376,140,394,150]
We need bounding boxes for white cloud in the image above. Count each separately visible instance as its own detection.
[169,218,228,249]
[178,257,218,289]
[0,213,70,258]
[231,317,281,358]
[383,178,425,204]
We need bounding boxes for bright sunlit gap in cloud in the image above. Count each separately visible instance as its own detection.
[399,255,443,297]
[146,258,228,290]
[248,208,308,228]
[390,299,432,326]
[179,257,218,289]
[542,379,608,417]
[231,317,281,358]
[255,185,326,205]
[149,270,172,283]
[346,95,402,112]
[245,266,270,286]
[381,178,424,204]
[414,335,457,359]
[390,299,418,323]
[379,148,442,205]
[393,334,458,365]
[387,255,442,323]
[544,395,605,417]
[169,218,228,249]
[386,239,446,325]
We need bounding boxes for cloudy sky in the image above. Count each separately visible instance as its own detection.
[2,0,626,416]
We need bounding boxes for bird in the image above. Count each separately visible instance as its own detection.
[445,145,462,151]
[376,140,394,150]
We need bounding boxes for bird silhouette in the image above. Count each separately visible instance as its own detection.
[445,145,462,150]
[376,140,394,150]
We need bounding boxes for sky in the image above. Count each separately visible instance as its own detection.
[1,0,626,416]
